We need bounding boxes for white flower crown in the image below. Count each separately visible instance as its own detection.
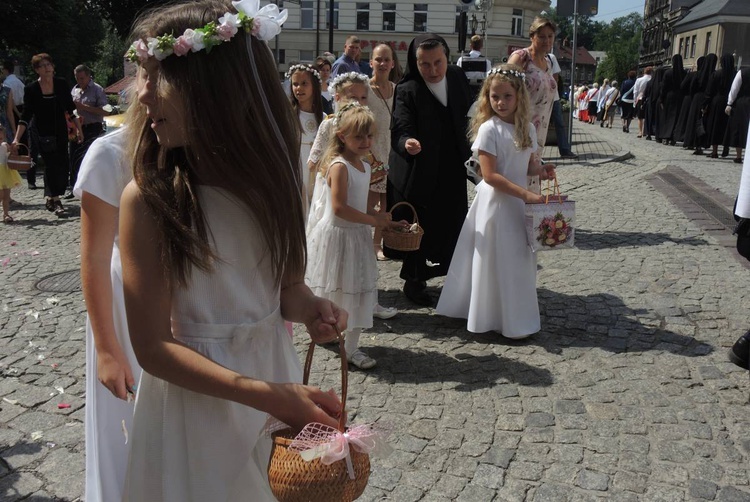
[286,64,322,84]
[333,101,366,125]
[328,72,370,93]
[488,68,526,81]
[125,0,287,63]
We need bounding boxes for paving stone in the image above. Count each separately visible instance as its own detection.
[689,479,720,500]
[0,471,44,502]
[532,483,572,502]
[716,486,750,502]
[456,485,498,502]
[576,468,609,491]
[471,463,505,489]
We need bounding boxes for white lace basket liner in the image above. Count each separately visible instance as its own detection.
[265,329,391,501]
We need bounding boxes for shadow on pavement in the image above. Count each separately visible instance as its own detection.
[574,228,709,250]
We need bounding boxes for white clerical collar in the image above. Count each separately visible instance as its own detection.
[425,77,448,107]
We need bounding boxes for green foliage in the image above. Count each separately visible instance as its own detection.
[0,0,104,85]
[593,13,643,82]
[546,6,606,50]
[85,0,175,37]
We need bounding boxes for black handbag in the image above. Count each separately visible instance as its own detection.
[38,135,57,153]
[734,218,750,261]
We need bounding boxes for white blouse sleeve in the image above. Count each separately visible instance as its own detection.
[727,71,743,106]
[73,128,131,207]
[308,118,334,165]
[471,120,498,157]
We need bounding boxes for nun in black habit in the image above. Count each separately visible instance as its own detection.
[683,53,718,153]
[387,33,473,307]
[703,53,736,158]
[657,55,686,144]
[673,57,703,144]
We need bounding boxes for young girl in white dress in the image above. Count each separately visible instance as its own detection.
[288,64,324,203]
[368,43,397,261]
[75,115,140,501]
[437,65,556,339]
[118,2,346,500]
[305,103,407,369]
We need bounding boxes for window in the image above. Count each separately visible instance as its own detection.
[690,35,696,58]
[278,49,286,64]
[356,3,369,31]
[678,38,683,58]
[299,50,314,62]
[511,9,523,37]
[382,3,396,31]
[414,4,427,32]
[704,31,712,55]
[325,1,339,30]
[683,36,689,58]
[300,1,313,29]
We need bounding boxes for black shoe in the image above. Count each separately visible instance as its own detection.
[728,331,750,370]
[45,198,55,212]
[63,189,74,200]
[645,136,652,141]
[28,183,38,190]
[692,149,704,155]
[560,151,578,159]
[403,280,433,307]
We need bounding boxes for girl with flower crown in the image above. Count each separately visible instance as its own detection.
[437,64,555,339]
[305,102,408,369]
[287,64,324,203]
[118,1,346,499]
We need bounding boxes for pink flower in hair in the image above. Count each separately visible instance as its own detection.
[251,18,261,37]
[217,23,236,41]
[134,40,150,62]
[173,36,192,56]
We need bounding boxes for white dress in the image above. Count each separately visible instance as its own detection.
[305,157,378,329]
[122,186,303,502]
[73,127,141,502]
[299,110,319,202]
[437,116,541,338]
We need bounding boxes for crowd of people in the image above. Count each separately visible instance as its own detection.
[0,56,114,222]
[2,1,747,500]
[572,53,749,164]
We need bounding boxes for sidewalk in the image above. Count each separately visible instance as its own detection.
[542,120,632,166]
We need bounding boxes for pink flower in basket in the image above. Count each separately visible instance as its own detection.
[537,212,572,248]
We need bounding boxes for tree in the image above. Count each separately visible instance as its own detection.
[84,0,175,37]
[0,0,104,84]
[593,13,643,81]
[545,6,605,51]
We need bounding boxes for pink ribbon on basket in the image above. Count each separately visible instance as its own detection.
[289,422,392,479]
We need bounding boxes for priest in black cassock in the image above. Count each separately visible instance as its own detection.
[387,34,472,307]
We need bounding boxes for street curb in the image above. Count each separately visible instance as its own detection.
[588,149,633,165]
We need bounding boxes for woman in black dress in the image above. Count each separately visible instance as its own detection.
[10,53,82,216]
[703,53,736,158]
[657,55,686,145]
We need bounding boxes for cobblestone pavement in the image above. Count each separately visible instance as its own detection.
[1,121,749,501]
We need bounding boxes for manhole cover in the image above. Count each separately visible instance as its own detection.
[35,270,82,292]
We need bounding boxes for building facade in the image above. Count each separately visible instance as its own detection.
[640,0,750,69]
[671,0,750,69]
[271,0,550,74]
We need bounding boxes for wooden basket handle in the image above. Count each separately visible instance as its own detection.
[389,201,419,226]
[302,326,348,433]
[11,144,30,156]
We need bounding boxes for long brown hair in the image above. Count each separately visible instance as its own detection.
[288,65,324,127]
[469,64,533,150]
[128,0,304,288]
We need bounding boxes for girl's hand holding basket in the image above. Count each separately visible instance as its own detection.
[539,163,556,180]
[265,382,342,432]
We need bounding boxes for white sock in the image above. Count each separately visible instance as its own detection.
[344,328,361,357]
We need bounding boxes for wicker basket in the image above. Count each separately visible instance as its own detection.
[382,201,424,252]
[8,144,32,171]
[268,334,370,502]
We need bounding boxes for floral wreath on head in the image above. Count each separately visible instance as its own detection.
[488,68,526,81]
[125,0,287,63]
[285,64,322,85]
[328,72,370,95]
[333,100,367,126]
